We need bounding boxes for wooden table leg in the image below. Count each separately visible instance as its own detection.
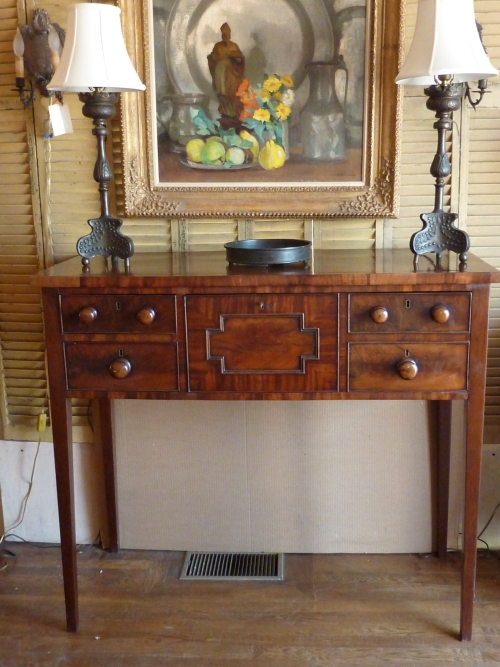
[460,285,489,641]
[436,400,452,558]
[99,398,119,552]
[42,289,79,631]
[460,396,484,641]
[51,396,78,632]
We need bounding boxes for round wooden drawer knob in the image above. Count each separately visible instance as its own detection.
[370,306,389,323]
[109,358,132,379]
[397,358,418,380]
[78,306,97,324]
[137,307,156,325]
[431,304,450,323]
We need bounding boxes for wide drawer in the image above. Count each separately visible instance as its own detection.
[60,295,177,334]
[186,294,338,393]
[348,292,470,333]
[65,342,179,392]
[348,342,468,392]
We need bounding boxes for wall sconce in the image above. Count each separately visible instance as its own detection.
[13,9,65,108]
[396,0,498,266]
[47,3,145,270]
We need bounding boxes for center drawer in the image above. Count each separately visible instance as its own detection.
[186,294,338,393]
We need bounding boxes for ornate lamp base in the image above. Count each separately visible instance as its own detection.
[410,210,470,263]
[78,90,134,270]
[77,216,134,269]
[412,81,470,267]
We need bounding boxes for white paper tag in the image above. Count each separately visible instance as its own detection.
[48,103,74,136]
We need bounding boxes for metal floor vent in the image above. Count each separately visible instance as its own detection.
[180,552,284,581]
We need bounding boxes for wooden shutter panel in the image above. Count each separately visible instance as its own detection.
[0,1,47,440]
[466,107,500,441]
[0,2,92,441]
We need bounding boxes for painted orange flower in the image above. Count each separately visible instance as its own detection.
[236,79,251,97]
[241,92,259,109]
[239,109,255,120]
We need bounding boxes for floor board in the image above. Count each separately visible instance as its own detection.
[1,544,500,666]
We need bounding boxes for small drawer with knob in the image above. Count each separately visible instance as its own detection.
[348,293,470,333]
[64,342,179,392]
[60,295,176,334]
[347,342,468,392]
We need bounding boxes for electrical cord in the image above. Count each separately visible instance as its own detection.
[0,439,41,552]
[477,500,500,540]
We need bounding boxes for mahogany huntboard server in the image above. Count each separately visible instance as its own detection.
[31,248,500,641]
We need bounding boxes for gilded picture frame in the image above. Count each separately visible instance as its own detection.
[118,0,403,218]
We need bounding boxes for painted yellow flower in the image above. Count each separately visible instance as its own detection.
[263,75,282,93]
[258,88,271,101]
[276,103,291,120]
[272,91,283,101]
[254,108,271,122]
[280,75,294,88]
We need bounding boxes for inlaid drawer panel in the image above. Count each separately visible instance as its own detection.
[348,293,470,333]
[348,342,468,392]
[65,342,179,392]
[186,294,338,393]
[60,295,177,334]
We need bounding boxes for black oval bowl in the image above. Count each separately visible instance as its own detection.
[225,239,311,265]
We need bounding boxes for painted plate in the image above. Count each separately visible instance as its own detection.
[165,0,334,118]
[179,158,256,171]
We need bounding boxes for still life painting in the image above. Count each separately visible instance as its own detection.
[119,0,402,217]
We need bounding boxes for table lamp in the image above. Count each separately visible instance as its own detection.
[396,0,498,265]
[47,3,145,269]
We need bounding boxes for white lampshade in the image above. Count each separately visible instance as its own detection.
[47,3,145,93]
[396,0,498,85]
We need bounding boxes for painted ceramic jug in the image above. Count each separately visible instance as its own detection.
[167,93,205,153]
[299,58,348,162]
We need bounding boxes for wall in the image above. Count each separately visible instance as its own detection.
[2,0,500,553]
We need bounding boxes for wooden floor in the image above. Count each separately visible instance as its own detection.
[1,544,500,666]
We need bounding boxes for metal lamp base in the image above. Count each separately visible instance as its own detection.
[410,210,469,263]
[411,82,470,267]
[77,216,133,270]
[77,91,134,270]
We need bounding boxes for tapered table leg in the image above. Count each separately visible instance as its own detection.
[51,397,78,632]
[42,289,79,631]
[460,285,489,641]
[99,398,119,552]
[460,396,484,641]
[436,400,452,558]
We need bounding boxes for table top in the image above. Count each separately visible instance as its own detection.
[32,249,500,289]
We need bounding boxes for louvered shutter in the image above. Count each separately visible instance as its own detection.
[0,2,92,441]
[0,2,47,440]
[466,106,500,442]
